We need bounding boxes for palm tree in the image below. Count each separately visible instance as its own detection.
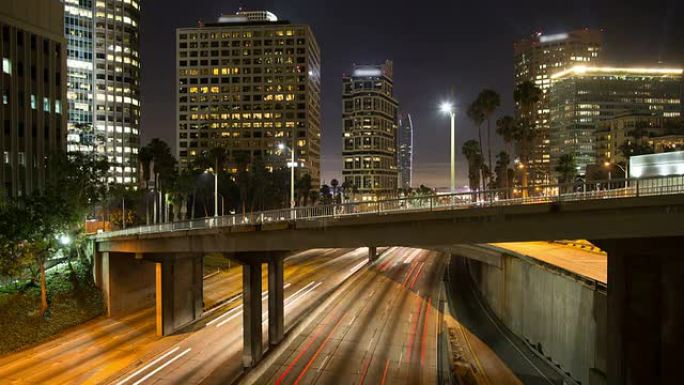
[330,179,340,204]
[462,140,483,192]
[496,115,516,154]
[555,154,577,192]
[476,90,501,177]
[467,101,485,190]
[296,173,313,206]
[494,151,511,197]
[513,81,542,195]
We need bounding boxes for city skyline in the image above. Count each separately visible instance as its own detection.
[140,0,683,188]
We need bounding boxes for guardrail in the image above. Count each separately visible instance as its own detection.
[96,175,684,240]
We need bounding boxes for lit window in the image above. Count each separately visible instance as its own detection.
[2,58,10,75]
[31,95,36,110]
[43,98,50,112]
[55,100,61,114]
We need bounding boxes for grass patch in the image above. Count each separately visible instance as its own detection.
[0,263,104,355]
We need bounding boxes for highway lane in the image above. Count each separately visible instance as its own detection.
[247,247,446,385]
[103,248,370,385]
[0,248,364,385]
[492,241,607,283]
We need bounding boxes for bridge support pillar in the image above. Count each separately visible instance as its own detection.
[156,254,203,336]
[268,256,284,346]
[368,246,378,262]
[600,237,684,385]
[242,262,263,367]
[96,252,156,317]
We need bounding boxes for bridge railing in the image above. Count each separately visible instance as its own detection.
[96,174,684,239]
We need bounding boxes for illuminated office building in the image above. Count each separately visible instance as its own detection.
[342,61,398,198]
[93,0,141,185]
[175,10,321,185]
[514,29,602,183]
[549,66,682,176]
[64,0,141,186]
[0,0,67,197]
[397,112,413,189]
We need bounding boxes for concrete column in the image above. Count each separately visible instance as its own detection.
[268,256,284,346]
[603,237,684,385]
[155,254,203,336]
[100,252,156,317]
[243,262,263,367]
[368,246,378,262]
[93,250,104,289]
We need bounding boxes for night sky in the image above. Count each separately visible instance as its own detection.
[141,0,683,188]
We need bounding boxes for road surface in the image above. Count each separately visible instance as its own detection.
[244,247,524,385]
[0,248,365,385]
[492,241,607,283]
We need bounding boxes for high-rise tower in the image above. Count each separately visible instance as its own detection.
[175,10,321,185]
[342,61,398,198]
[65,0,141,186]
[397,113,413,189]
[514,29,602,184]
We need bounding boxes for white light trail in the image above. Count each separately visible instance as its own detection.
[115,347,180,385]
[131,348,192,385]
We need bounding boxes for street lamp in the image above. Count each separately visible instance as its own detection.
[278,143,296,208]
[204,167,218,217]
[604,161,628,181]
[440,101,456,193]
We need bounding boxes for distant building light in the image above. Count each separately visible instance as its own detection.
[551,65,684,80]
[353,68,383,77]
[539,33,569,43]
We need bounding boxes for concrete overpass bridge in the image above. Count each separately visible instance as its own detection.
[94,176,684,384]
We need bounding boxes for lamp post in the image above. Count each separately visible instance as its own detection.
[204,167,218,217]
[278,143,296,208]
[440,102,456,193]
[604,161,628,181]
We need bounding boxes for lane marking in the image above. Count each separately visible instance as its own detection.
[115,347,181,385]
[131,348,191,385]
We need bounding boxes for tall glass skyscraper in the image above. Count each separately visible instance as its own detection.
[65,0,95,155]
[397,113,413,189]
[64,0,141,186]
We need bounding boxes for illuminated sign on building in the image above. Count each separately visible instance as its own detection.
[539,33,569,43]
[353,68,383,77]
[630,151,684,178]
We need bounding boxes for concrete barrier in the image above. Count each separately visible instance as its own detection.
[462,248,607,385]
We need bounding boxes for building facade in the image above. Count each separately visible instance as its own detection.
[397,112,413,189]
[63,0,141,186]
[514,30,602,184]
[595,114,684,165]
[93,0,141,185]
[342,61,398,198]
[175,11,322,185]
[549,66,682,176]
[0,0,67,197]
[64,0,95,155]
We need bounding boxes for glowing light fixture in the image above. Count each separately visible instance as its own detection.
[440,102,454,114]
[551,65,683,80]
[539,33,569,43]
